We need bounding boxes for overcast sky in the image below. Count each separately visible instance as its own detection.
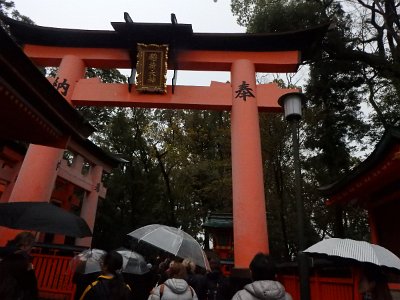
[14,0,244,32]
[13,0,245,85]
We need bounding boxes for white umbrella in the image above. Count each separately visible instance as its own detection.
[303,238,400,271]
[70,248,106,274]
[127,224,210,270]
[116,247,150,275]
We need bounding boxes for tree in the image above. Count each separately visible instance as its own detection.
[232,0,400,128]
[0,0,33,24]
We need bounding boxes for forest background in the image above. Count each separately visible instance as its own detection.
[1,0,399,262]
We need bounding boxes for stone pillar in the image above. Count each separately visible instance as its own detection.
[75,165,103,247]
[0,55,85,246]
[230,59,269,270]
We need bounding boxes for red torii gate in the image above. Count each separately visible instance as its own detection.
[3,16,327,270]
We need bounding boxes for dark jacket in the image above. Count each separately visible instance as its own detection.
[0,246,38,300]
[80,274,132,300]
[187,272,207,300]
[73,272,100,300]
[204,270,232,300]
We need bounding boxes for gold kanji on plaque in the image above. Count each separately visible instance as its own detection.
[136,43,168,93]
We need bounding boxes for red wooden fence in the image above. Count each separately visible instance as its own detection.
[281,275,400,300]
[33,254,76,300]
[280,275,356,300]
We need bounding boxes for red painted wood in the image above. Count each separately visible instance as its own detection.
[33,254,76,300]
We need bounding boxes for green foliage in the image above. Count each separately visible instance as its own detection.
[0,0,33,23]
[232,0,330,32]
[85,88,233,249]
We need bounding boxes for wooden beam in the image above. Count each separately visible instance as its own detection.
[71,79,299,111]
[24,45,300,72]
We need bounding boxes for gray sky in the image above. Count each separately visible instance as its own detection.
[14,0,244,32]
[13,0,245,85]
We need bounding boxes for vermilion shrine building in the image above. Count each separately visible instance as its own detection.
[320,127,400,259]
[1,14,328,271]
[0,26,122,247]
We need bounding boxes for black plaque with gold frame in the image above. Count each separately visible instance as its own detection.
[136,43,168,93]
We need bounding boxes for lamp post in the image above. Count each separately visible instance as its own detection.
[278,92,310,300]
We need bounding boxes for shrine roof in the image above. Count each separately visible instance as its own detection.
[202,213,233,229]
[1,16,329,62]
[0,26,94,148]
[0,26,125,167]
[73,138,128,169]
[318,127,400,204]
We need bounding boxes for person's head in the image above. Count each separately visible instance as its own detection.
[102,251,123,275]
[168,261,187,279]
[12,232,35,253]
[182,258,196,274]
[102,251,132,300]
[358,265,391,298]
[249,252,277,281]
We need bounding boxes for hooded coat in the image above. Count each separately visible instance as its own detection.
[231,280,292,300]
[148,278,198,300]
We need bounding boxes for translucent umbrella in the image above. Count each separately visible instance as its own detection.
[303,238,400,272]
[71,248,106,274]
[116,247,150,275]
[127,224,210,270]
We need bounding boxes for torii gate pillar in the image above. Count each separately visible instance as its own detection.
[231,60,269,269]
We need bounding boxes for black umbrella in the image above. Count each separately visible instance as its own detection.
[0,202,92,237]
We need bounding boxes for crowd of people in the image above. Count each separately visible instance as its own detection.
[0,231,394,300]
[74,253,238,300]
